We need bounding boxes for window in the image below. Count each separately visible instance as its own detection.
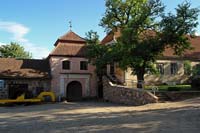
[80,61,88,70]
[62,60,70,70]
[156,63,164,75]
[171,63,178,75]
[0,80,4,90]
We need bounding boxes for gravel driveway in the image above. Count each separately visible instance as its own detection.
[0,97,200,133]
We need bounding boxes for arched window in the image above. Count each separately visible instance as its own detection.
[62,60,70,70]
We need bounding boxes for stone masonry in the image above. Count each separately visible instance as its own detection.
[103,76,158,105]
[0,89,8,99]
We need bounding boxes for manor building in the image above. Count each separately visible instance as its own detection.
[101,30,200,87]
[0,30,199,100]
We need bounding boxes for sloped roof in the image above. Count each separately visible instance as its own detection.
[50,42,87,57]
[0,58,51,79]
[101,31,200,60]
[163,36,200,59]
[54,31,86,46]
[50,31,87,57]
[101,30,121,45]
[101,32,114,45]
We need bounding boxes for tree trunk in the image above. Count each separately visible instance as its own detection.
[136,70,145,89]
[97,75,103,98]
[97,66,106,98]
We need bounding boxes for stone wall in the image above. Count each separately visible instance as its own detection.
[164,91,200,101]
[103,76,158,105]
[0,89,8,99]
[0,79,50,99]
[6,79,50,90]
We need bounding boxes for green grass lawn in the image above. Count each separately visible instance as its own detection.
[145,85,192,91]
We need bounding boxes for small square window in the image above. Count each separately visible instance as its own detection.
[80,61,88,70]
[62,61,70,70]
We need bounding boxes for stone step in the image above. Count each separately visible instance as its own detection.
[106,74,123,85]
[155,92,171,102]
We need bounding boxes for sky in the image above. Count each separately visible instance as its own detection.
[0,0,200,59]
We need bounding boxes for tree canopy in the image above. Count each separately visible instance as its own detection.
[85,30,108,76]
[86,0,199,88]
[0,42,32,59]
[100,0,147,32]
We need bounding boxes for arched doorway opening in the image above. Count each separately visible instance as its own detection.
[66,81,82,101]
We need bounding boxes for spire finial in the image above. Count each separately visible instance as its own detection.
[69,21,72,31]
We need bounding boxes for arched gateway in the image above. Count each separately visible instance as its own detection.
[66,81,82,101]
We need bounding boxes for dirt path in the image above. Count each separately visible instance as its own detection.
[0,97,200,133]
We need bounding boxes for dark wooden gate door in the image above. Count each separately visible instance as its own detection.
[8,84,28,99]
[66,81,82,101]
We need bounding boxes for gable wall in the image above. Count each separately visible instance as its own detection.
[49,56,97,98]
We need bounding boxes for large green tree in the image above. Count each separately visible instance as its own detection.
[86,30,119,77]
[0,42,32,59]
[85,30,107,76]
[85,30,111,97]
[100,0,199,88]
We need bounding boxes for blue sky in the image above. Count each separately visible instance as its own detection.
[0,0,199,59]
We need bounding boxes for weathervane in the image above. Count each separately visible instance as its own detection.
[69,21,72,31]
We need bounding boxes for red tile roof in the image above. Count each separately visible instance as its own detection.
[101,31,200,60]
[163,36,200,59]
[101,32,114,45]
[54,31,86,46]
[50,42,87,57]
[50,31,87,57]
[101,30,121,45]
[0,58,51,79]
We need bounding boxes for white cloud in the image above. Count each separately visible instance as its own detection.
[0,21,29,42]
[0,42,6,46]
[23,43,50,59]
[0,20,50,59]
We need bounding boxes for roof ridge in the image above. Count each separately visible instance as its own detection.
[59,30,86,41]
[54,30,86,46]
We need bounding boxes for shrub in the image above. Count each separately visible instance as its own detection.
[167,87,181,91]
[192,64,200,76]
[184,61,192,75]
[145,85,191,91]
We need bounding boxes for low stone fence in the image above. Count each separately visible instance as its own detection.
[164,91,200,101]
[103,76,158,105]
